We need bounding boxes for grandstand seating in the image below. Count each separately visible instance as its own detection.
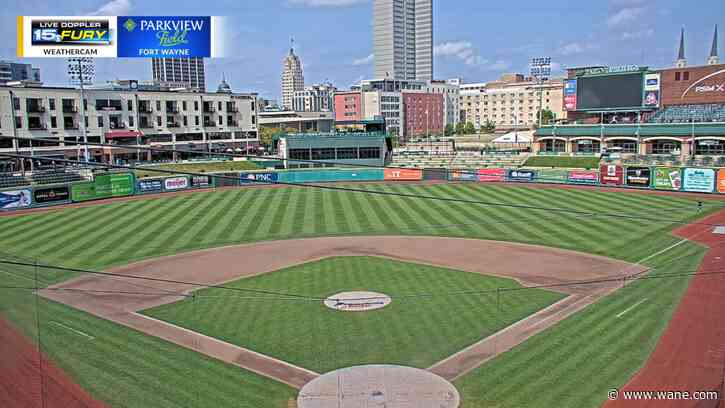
[648,104,725,123]
[0,174,29,189]
[0,169,88,189]
[390,151,527,169]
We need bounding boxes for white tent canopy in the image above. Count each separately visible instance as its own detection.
[492,130,534,143]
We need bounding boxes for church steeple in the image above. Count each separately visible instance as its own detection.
[708,24,720,65]
[676,27,687,68]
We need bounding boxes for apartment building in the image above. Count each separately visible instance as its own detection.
[292,83,336,112]
[0,84,258,163]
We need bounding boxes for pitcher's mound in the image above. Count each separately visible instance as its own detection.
[323,291,392,312]
[297,365,460,408]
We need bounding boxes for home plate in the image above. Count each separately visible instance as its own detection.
[297,365,460,408]
[713,226,725,234]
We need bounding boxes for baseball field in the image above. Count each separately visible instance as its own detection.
[0,182,721,407]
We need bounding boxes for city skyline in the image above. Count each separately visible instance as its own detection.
[1,0,724,99]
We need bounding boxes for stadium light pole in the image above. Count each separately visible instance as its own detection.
[67,57,95,164]
[530,57,551,128]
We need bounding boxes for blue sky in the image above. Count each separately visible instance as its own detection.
[1,0,723,99]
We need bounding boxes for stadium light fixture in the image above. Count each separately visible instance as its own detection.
[530,57,552,128]
[67,58,95,163]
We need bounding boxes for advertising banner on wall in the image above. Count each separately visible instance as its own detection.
[71,173,134,202]
[564,79,578,111]
[137,179,163,194]
[383,168,423,181]
[507,169,537,182]
[0,189,32,209]
[567,170,599,184]
[164,176,190,191]
[600,165,624,185]
[33,186,70,205]
[653,167,682,190]
[477,168,506,182]
[683,168,715,193]
[449,170,478,181]
[215,173,239,187]
[240,172,279,184]
[423,168,448,181]
[536,168,568,184]
[191,175,212,188]
[643,73,661,107]
[625,167,652,187]
[718,169,725,194]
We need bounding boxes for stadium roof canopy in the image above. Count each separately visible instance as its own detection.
[492,130,534,143]
[535,123,725,137]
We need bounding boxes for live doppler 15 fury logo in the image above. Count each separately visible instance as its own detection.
[18,16,117,57]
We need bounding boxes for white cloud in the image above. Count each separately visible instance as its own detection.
[88,0,131,15]
[607,6,645,27]
[352,53,374,66]
[622,28,654,40]
[434,41,486,66]
[287,0,368,7]
[558,42,597,56]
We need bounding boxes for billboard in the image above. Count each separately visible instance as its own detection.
[600,165,624,185]
[191,175,212,188]
[576,73,644,110]
[449,170,478,181]
[507,169,537,182]
[643,73,661,107]
[0,189,32,209]
[18,16,117,57]
[718,169,725,194]
[33,186,70,205]
[117,16,212,58]
[564,80,577,111]
[682,168,715,193]
[536,168,568,183]
[567,170,599,185]
[137,179,163,194]
[625,167,652,187]
[71,173,134,202]
[164,176,189,191]
[240,172,279,184]
[477,168,505,182]
[653,167,682,190]
[423,168,448,181]
[383,168,423,181]
[215,172,239,187]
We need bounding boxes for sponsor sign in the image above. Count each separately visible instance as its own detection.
[33,186,70,204]
[449,170,477,181]
[383,168,423,181]
[564,80,578,111]
[240,172,279,184]
[682,168,715,193]
[137,179,163,194]
[191,175,211,188]
[577,65,641,76]
[71,173,134,202]
[477,168,505,182]
[718,169,725,194]
[600,165,624,185]
[567,170,599,184]
[653,167,682,191]
[625,167,652,187]
[644,73,660,90]
[644,90,659,107]
[164,176,189,191]
[117,16,212,58]
[536,168,568,183]
[507,169,537,182]
[18,16,118,57]
[0,189,32,209]
[215,172,239,187]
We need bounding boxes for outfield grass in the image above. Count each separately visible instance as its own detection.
[0,183,717,407]
[145,256,564,373]
[135,160,260,178]
[524,155,602,169]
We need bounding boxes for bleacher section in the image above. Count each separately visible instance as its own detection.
[0,169,87,189]
[391,151,527,169]
[619,154,725,168]
[648,104,725,123]
[0,174,29,189]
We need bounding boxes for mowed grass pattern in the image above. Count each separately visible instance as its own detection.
[144,256,565,373]
[0,183,716,407]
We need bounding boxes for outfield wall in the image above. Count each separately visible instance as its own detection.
[2,166,725,211]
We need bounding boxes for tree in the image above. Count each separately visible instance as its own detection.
[535,109,555,127]
[259,127,280,149]
[455,122,466,135]
[464,122,476,135]
[444,123,455,136]
[388,128,400,147]
[483,120,496,134]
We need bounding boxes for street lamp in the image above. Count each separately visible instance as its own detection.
[530,57,551,128]
[67,57,95,164]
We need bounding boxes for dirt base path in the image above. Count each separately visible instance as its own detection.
[41,236,644,389]
[0,317,109,408]
[606,210,725,408]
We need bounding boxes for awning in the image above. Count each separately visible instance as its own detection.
[105,130,143,139]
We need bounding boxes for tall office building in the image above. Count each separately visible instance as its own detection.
[0,60,41,85]
[151,57,206,91]
[373,0,433,81]
[281,46,305,111]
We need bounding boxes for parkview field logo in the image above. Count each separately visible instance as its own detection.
[117,16,212,57]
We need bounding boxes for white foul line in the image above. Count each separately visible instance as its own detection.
[49,321,95,340]
[616,298,648,319]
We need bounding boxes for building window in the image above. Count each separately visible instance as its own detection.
[194,101,199,111]
[183,116,188,126]
[652,140,681,155]
[49,99,56,111]
[128,116,134,127]
[311,148,335,160]
[13,97,20,110]
[85,116,89,128]
[127,100,133,111]
[98,117,103,128]
[359,147,380,159]
[182,101,187,111]
[156,100,161,111]
[683,71,690,81]
[218,101,222,111]
[695,140,725,155]
[195,116,200,126]
[15,117,22,128]
[218,115,223,125]
[675,72,681,81]
[157,116,162,126]
[609,140,637,153]
[336,147,357,160]
[50,116,57,128]
[289,149,311,160]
